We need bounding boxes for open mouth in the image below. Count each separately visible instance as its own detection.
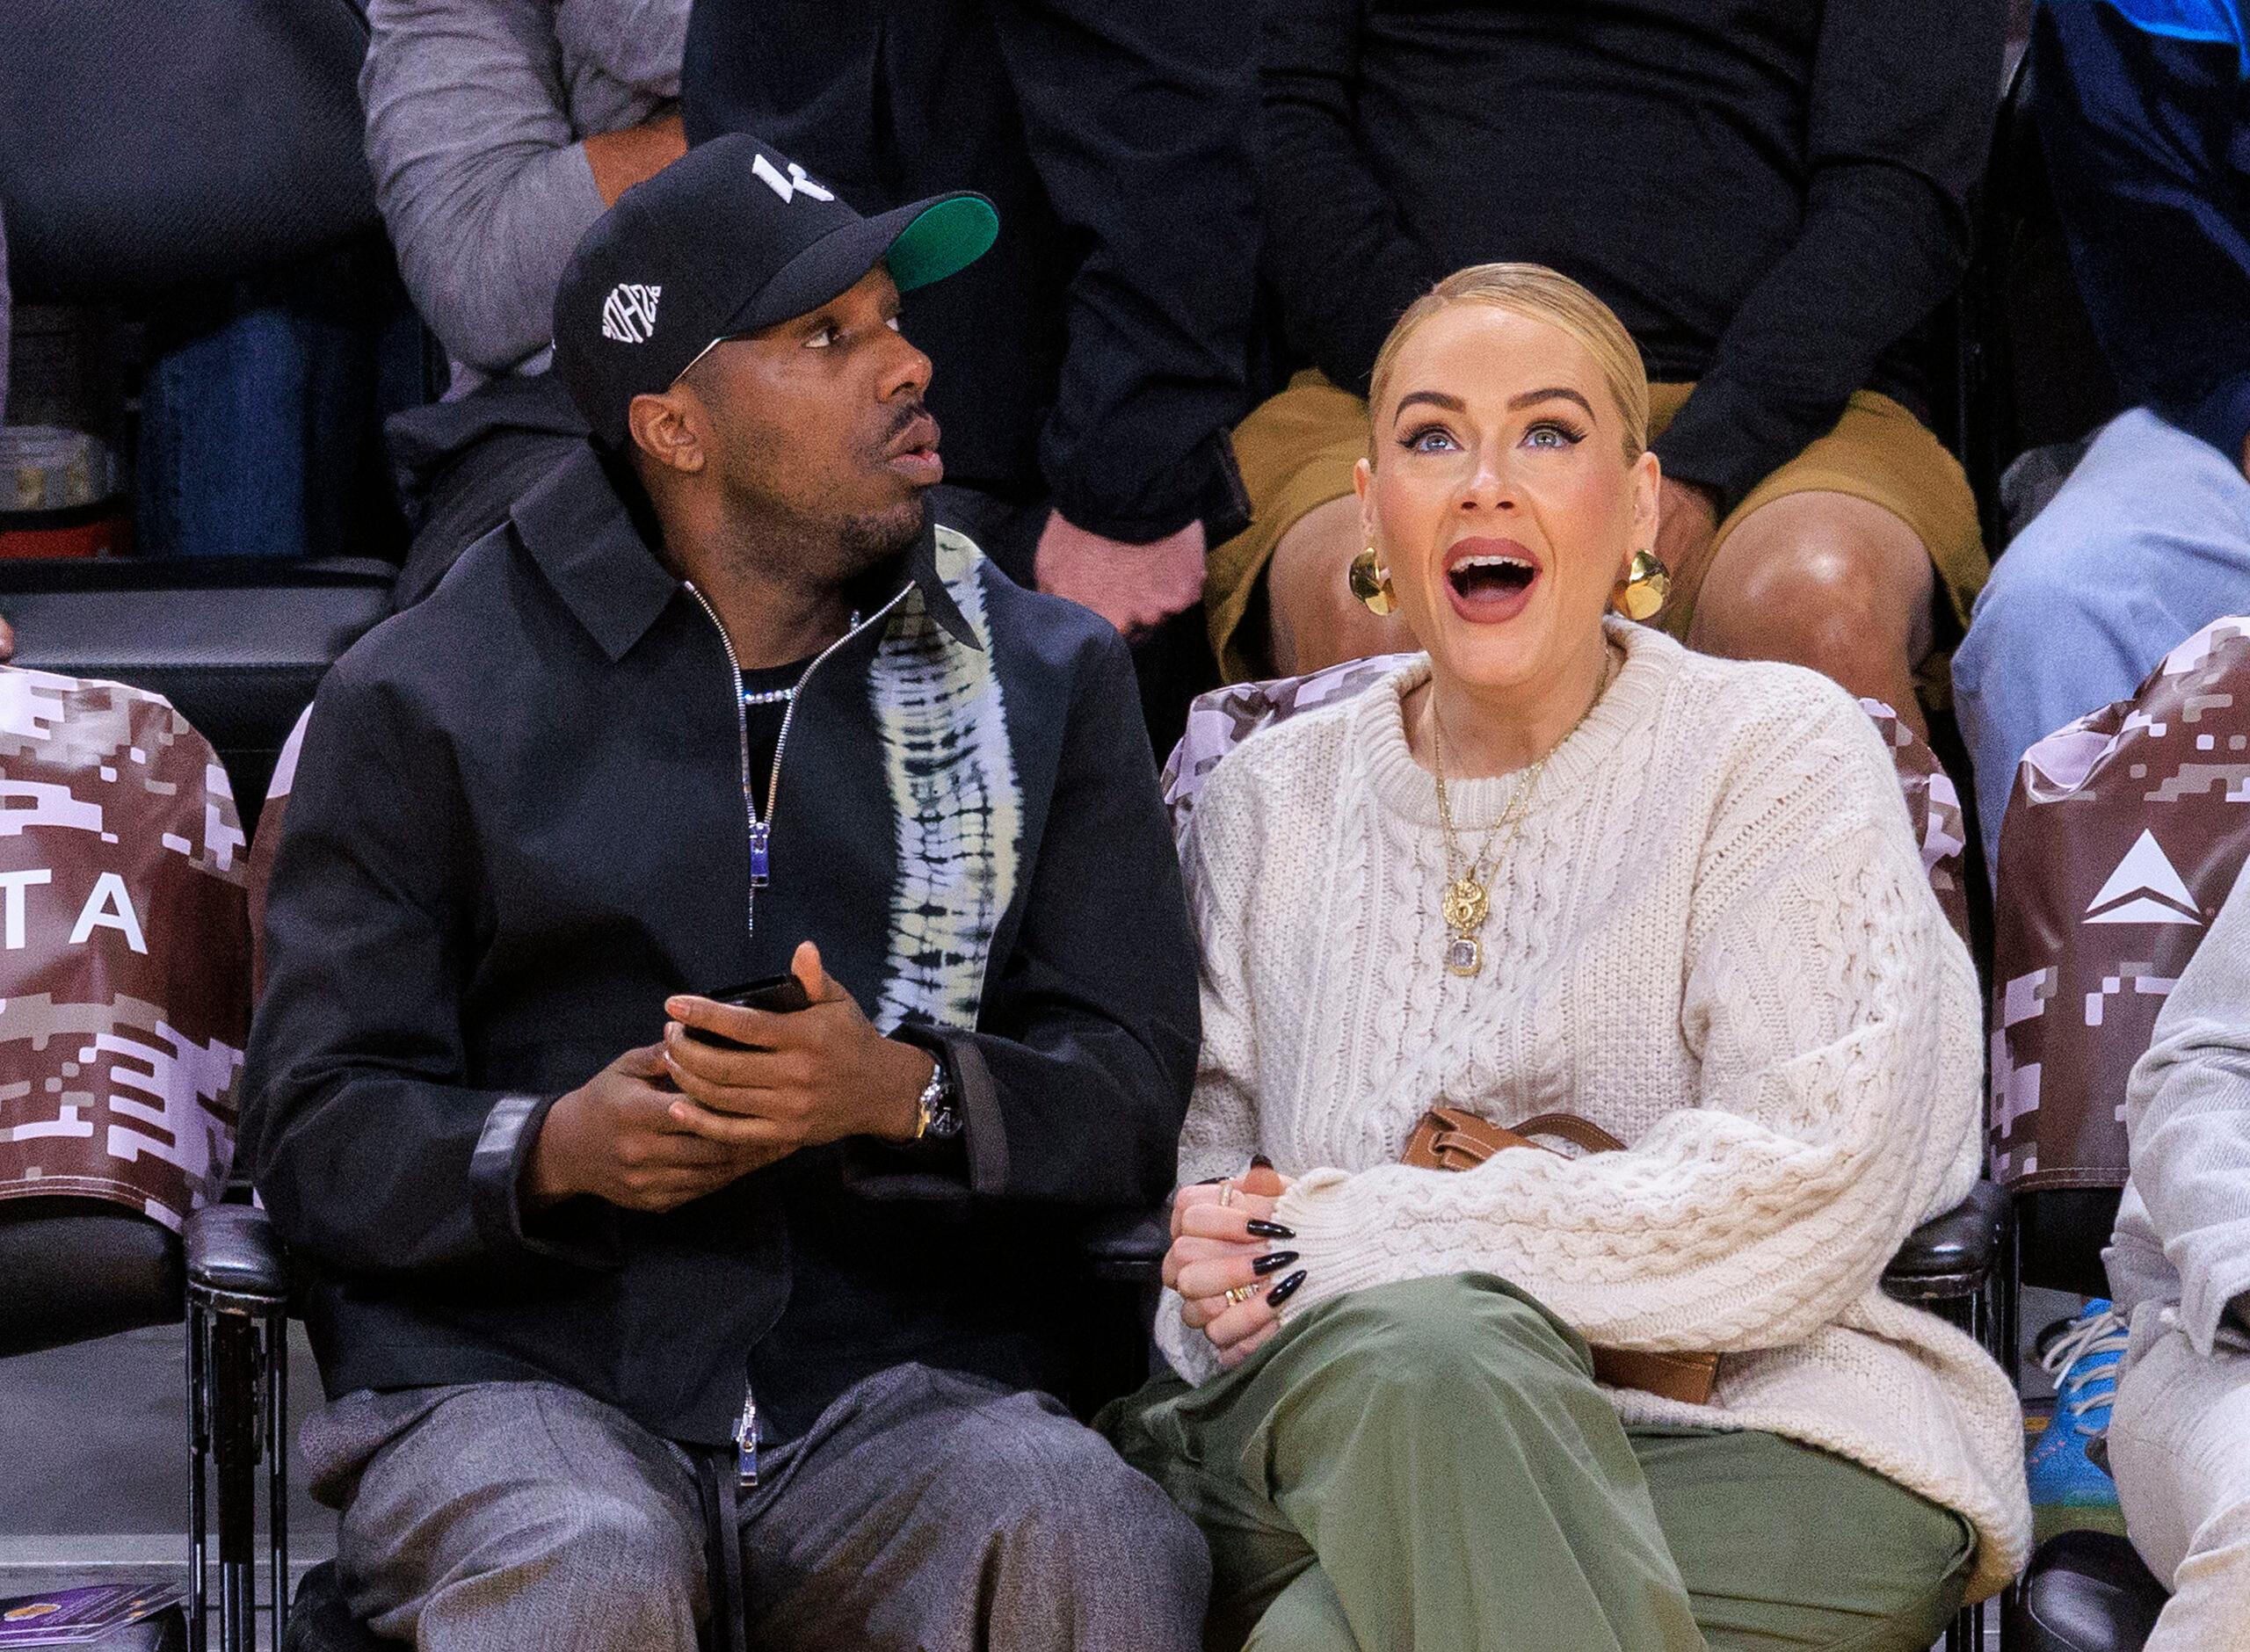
[882,413,944,482]
[1447,556,1536,600]
[1442,538,1542,621]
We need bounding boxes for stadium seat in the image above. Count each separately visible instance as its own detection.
[2008,1530,2167,1651]
[0,1195,183,1359]
[0,557,395,837]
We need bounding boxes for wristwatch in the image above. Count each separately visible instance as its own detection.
[912,1054,963,1141]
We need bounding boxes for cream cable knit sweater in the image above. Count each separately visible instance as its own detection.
[1157,620,2031,1602]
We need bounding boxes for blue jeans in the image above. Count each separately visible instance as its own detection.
[1953,408,2250,873]
[136,247,422,560]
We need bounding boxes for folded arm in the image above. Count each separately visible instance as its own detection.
[361,0,678,374]
[989,0,1259,542]
[1258,0,1439,396]
[1651,0,2001,513]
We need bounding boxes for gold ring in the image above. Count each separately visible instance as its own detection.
[1217,1182,1238,1208]
[1224,1284,1258,1306]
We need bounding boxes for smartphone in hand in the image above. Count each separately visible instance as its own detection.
[682,972,812,1049]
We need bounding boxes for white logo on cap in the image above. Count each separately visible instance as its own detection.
[752,154,836,205]
[2084,829,2203,926]
[601,284,663,344]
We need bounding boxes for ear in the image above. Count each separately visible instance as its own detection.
[1624,449,1661,574]
[627,387,708,477]
[1352,456,1377,557]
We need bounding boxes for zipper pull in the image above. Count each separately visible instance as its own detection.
[733,1388,759,1489]
[748,820,771,888]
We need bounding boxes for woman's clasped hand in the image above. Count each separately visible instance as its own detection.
[1162,1161,1304,1369]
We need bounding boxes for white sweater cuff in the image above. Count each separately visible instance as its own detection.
[1270,1169,1415,1320]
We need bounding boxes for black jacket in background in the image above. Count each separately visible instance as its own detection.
[682,0,1259,547]
[2034,0,2250,465]
[1260,0,2006,516]
[242,446,1200,1446]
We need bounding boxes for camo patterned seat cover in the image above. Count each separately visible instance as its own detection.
[0,668,251,1231]
[1990,615,2250,1192]
[1161,654,1971,944]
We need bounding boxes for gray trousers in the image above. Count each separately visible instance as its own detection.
[302,1362,1209,1652]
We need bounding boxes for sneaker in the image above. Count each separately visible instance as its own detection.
[2027,1299,2130,1540]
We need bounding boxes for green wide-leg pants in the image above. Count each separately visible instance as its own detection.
[1100,1274,1975,1652]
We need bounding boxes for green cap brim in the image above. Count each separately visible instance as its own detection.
[883,195,1000,293]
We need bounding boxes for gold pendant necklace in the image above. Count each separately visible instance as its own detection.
[1429,647,1617,977]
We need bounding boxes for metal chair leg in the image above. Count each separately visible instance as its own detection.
[190,1295,283,1652]
[268,1303,288,1648]
[209,1308,259,1652]
[186,1301,208,1652]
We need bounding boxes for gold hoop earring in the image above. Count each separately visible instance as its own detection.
[1611,549,1670,621]
[1347,547,1396,617]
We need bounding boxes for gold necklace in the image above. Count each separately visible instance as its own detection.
[1429,648,1618,977]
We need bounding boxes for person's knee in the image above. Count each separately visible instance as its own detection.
[1322,1273,1584,1414]
[518,1495,703,1627]
[379,1490,701,1651]
[1963,496,2163,692]
[1265,496,1412,676]
[972,1419,1208,1591]
[1698,507,1931,679]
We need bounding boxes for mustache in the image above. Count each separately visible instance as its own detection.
[881,400,933,444]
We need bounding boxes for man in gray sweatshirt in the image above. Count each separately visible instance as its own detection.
[360,0,690,605]
[2105,853,2250,1648]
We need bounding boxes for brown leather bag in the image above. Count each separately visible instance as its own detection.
[1401,1106,1719,1405]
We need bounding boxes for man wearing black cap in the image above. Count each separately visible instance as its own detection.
[243,134,1208,1652]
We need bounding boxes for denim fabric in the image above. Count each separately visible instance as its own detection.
[1,205,11,430]
[134,245,422,560]
[1953,408,2250,871]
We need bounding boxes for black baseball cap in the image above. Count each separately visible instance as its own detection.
[551,134,998,449]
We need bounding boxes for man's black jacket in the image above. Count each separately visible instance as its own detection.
[242,446,1200,1446]
[682,0,1259,547]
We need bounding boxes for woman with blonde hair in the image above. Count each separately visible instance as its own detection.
[1100,264,2029,1649]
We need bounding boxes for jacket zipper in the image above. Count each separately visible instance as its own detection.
[683,581,911,937]
[683,578,914,1480]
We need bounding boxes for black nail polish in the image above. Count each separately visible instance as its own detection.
[1249,1154,1275,1170]
[1245,1219,1296,1240]
[1266,1270,1308,1307]
[1252,1250,1300,1277]
[1192,1176,1227,1185]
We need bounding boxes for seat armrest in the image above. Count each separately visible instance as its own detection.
[1882,1181,2010,1303]
[1082,1207,1168,1284]
[185,1203,290,1309]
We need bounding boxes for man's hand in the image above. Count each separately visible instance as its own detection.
[524,1042,773,1213]
[660,940,933,1159]
[1652,478,1720,612]
[1034,510,1207,635]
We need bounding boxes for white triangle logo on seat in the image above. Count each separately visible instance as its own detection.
[2085,829,2203,926]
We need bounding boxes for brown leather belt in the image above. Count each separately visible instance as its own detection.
[1401,1106,1720,1406]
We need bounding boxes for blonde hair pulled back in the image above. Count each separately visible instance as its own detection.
[1366,263,1649,465]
